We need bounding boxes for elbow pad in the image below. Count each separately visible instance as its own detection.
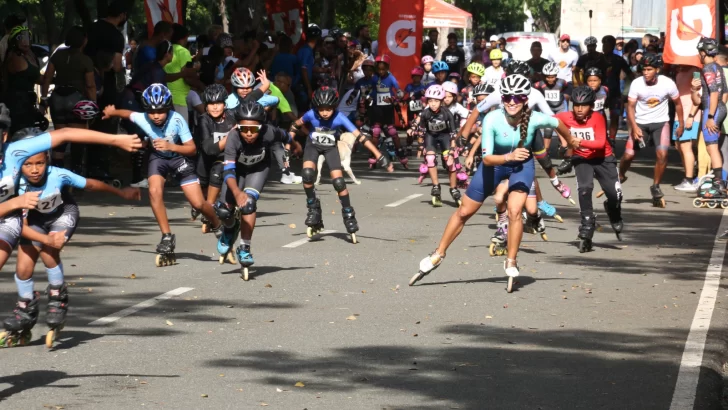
[223,167,237,182]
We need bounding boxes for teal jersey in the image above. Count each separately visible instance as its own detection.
[0,133,53,204]
[19,166,86,214]
[481,109,558,156]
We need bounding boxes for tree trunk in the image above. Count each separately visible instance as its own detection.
[320,0,335,29]
[229,0,266,36]
[436,27,450,60]
[220,0,230,33]
[74,0,93,32]
[61,0,76,46]
[40,0,59,48]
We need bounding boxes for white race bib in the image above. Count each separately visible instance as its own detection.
[594,99,605,111]
[37,192,62,214]
[239,150,266,166]
[544,90,560,102]
[311,132,336,146]
[213,132,227,143]
[377,93,391,106]
[429,120,446,132]
[571,127,595,141]
[0,175,16,202]
[409,100,423,111]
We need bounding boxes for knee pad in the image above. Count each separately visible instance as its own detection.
[301,168,317,184]
[386,125,397,137]
[425,154,436,168]
[214,201,235,225]
[241,195,257,215]
[371,124,382,138]
[332,177,347,193]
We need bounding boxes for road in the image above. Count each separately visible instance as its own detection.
[1,142,727,410]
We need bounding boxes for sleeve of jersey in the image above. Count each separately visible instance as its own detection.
[336,113,358,133]
[223,131,239,182]
[668,79,679,99]
[301,110,314,124]
[8,133,53,167]
[59,168,88,189]
[175,114,193,143]
[272,126,293,144]
[481,114,496,156]
[579,115,608,149]
[225,94,239,110]
[257,94,279,107]
[532,111,560,130]
[477,92,499,113]
[129,112,153,139]
[529,91,554,115]
[199,118,222,157]
[447,110,458,133]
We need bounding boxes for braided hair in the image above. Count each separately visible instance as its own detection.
[517,107,532,148]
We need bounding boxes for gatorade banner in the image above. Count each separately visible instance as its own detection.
[664,0,716,67]
[266,0,306,50]
[144,0,183,36]
[377,0,425,96]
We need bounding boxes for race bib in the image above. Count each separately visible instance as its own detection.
[213,132,227,143]
[37,193,62,214]
[571,127,595,141]
[429,120,446,132]
[544,90,560,102]
[409,99,423,111]
[377,93,391,106]
[594,99,605,111]
[0,175,16,202]
[239,150,266,166]
[311,131,336,146]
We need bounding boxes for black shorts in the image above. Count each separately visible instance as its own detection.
[303,140,341,171]
[424,132,451,153]
[148,153,199,186]
[197,155,224,188]
[20,199,80,248]
[369,104,395,125]
[49,86,83,126]
[0,212,23,249]
[221,162,269,203]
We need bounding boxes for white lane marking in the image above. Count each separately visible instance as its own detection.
[88,287,194,326]
[282,230,337,248]
[386,194,423,208]
[670,208,728,409]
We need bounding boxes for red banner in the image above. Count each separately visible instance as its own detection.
[144,0,183,37]
[377,0,425,97]
[664,0,716,67]
[266,0,306,50]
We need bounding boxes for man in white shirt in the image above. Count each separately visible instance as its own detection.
[548,34,578,84]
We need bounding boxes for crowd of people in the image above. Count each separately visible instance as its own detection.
[0,1,725,346]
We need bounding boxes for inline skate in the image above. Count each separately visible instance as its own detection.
[397,148,409,169]
[504,258,519,293]
[155,233,176,266]
[450,188,462,207]
[692,177,728,209]
[236,245,254,281]
[651,184,666,208]
[341,206,359,244]
[305,198,325,238]
[553,180,576,205]
[523,211,548,241]
[538,200,563,222]
[45,283,68,348]
[557,157,573,176]
[431,184,442,207]
[410,251,444,286]
[417,163,428,185]
[215,202,241,264]
[578,212,596,253]
[489,211,508,256]
[0,293,39,347]
[603,200,623,241]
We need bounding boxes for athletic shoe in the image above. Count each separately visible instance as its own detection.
[130,178,149,188]
[674,179,697,192]
[280,173,302,184]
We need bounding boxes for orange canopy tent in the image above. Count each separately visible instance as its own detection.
[423,0,473,40]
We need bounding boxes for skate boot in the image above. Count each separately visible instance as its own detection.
[489,211,508,256]
[431,184,442,207]
[190,207,201,221]
[1,293,40,347]
[523,211,548,241]
[236,244,254,281]
[155,233,176,267]
[603,200,624,241]
[45,283,68,348]
[578,212,596,253]
[504,258,519,293]
[410,251,444,286]
[693,178,728,209]
[305,198,325,238]
[368,156,377,170]
[341,206,359,243]
[651,184,666,208]
[537,200,563,222]
[557,157,573,175]
[397,149,409,169]
[450,188,462,207]
[418,163,428,185]
[553,180,575,205]
[216,218,241,265]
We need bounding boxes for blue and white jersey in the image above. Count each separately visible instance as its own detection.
[301,110,358,146]
[0,133,53,204]
[130,111,192,158]
[18,166,86,214]
[225,93,280,110]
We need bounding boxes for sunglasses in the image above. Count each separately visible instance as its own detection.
[501,95,528,104]
[237,124,261,133]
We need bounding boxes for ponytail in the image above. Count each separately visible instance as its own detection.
[517,107,532,148]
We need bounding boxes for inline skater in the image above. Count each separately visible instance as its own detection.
[6,143,140,348]
[219,100,302,279]
[462,62,485,110]
[102,84,235,266]
[369,54,408,168]
[554,86,623,252]
[619,53,683,208]
[289,86,393,243]
[534,62,571,152]
[483,49,504,91]
[411,75,577,292]
[429,61,449,88]
[421,56,436,86]
[0,104,142,347]
[404,67,427,155]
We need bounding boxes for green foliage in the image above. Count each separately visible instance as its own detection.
[307,0,380,37]
[525,0,560,32]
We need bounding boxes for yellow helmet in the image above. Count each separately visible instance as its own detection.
[490,49,503,60]
[467,62,486,77]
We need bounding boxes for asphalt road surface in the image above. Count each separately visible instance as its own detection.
[1,142,727,410]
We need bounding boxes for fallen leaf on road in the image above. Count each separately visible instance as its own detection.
[87,288,93,292]
[361,290,366,293]
[201,394,208,398]
[562,296,568,299]
[331,210,336,214]
[485,315,493,319]
[264,284,272,288]
[503,304,508,308]
[260,403,269,406]
[324,260,330,266]
[288,224,296,229]
[295,381,305,387]
[266,320,275,323]
[349,275,354,279]
[346,315,357,321]
[166,320,174,326]
[219,374,224,377]
[413,333,419,337]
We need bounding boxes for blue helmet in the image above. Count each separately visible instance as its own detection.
[141,83,173,111]
[432,61,449,74]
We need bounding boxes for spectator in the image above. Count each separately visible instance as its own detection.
[615,37,625,56]
[526,41,549,81]
[199,45,225,86]
[356,25,373,57]
[422,29,438,59]
[0,14,26,65]
[498,38,512,61]
[296,25,320,110]
[164,23,202,123]
[133,21,173,74]
[271,36,297,80]
[488,35,499,51]
[274,72,297,120]
[548,34,578,83]
[442,33,465,76]
[125,39,138,72]
[206,25,224,54]
[2,25,41,134]
[314,36,338,89]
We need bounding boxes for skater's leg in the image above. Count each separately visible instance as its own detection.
[619,134,637,180]
[148,175,171,234]
[594,157,623,207]
[652,122,670,185]
[15,245,39,292]
[426,152,439,185]
[574,161,596,213]
[181,182,221,229]
[505,190,528,260]
[679,140,696,180]
[493,182,509,212]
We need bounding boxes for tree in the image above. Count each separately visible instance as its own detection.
[525,0,560,33]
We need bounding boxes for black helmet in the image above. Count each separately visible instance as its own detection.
[571,85,596,105]
[203,84,228,105]
[472,83,489,97]
[312,86,339,108]
[0,103,10,129]
[639,53,663,70]
[505,59,530,76]
[697,37,719,56]
[306,25,322,39]
[485,84,496,94]
[11,127,44,142]
[585,66,602,78]
[235,100,266,123]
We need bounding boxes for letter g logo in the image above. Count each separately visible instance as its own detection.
[386,20,416,57]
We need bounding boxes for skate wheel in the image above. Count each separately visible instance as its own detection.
[241,267,249,281]
[155,254,164,267]
[506,276,514,293]
[457,200,462,207]
[350,233,358,244]
[307,227,314,238]
[568,197,575,205]
[201,223,209,234]
[596,191,604,198]
[0,331,8,347]
[409,272,424,286]
[654,198,666,208]
[708,201,719,209]
[723,200,728,209]
[218,255,225,264]
[489,243,497,257]
[226,251,237,264]
[553,214,563,223]
[45,329,56,348]
[540,233,548,241]
[111,179,122,189]
[616,232,623,242]
[693,198,703,208]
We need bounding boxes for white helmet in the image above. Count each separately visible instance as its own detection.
[542,62,560,76]
[500,74,531,96]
